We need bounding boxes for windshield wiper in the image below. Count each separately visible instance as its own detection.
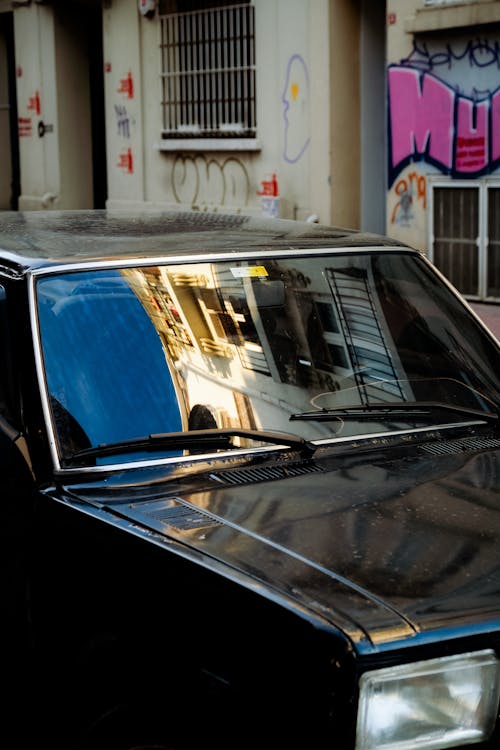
[65,427,315,464]
[290,401,499,423]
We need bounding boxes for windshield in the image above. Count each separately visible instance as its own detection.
[35,252,500,467]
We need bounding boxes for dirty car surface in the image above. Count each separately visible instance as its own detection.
[2,209,500,750]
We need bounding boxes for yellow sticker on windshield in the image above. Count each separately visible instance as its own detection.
[231,266,269,278]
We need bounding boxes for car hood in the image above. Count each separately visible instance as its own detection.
[60,435,500,653]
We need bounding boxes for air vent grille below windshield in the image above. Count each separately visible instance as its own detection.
[209,460,324,485]
[421,436,500,456]
[144,503,221,531]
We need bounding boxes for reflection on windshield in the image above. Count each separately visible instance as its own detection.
[36,253,500,464]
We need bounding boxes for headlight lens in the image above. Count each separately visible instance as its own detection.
[356,649,500,750]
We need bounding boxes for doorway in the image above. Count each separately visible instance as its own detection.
[0,11,19,210]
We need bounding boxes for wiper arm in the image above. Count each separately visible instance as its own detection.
[66,427,315,464]
[290,401,499,423]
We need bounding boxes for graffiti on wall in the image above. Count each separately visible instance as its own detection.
[388,38,500,186]
[171,155,250,207]
[18,89,41,138]
[399,38,500,77]
[390,170,426,226]
[282,54,310,164]
[115,105,132,139]
[112,69,136,174]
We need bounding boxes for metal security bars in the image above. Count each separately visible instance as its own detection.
[429,180,500,302]
[160,3,256,140]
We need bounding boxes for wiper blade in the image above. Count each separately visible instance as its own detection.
[290,401,499,423]
[66,427,315,464]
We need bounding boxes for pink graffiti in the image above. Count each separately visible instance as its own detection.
[493,90,500,162]
[456,98,488,172]
[388,66,500,183]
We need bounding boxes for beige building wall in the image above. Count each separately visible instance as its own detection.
[0,24,11,209]
[103,0,144,206]
[104,0,333,223]
[8,0,368,227]
[329,0,360,230]
[13,2,93,211]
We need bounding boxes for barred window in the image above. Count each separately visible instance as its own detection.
[159,1,256,144]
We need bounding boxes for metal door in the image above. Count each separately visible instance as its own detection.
[429,181,500,302]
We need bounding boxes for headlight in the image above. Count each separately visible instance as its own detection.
[356,649,500,750]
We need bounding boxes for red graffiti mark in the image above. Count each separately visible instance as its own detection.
[257,173,279,197]
[18,117,32,137]
[105,62,112,73]
[27,90,41,116]
[388,13,396,25]
[117,71,134,99]
[27,91,41,115]
[455,99,488,172]
[16,66,22,78]
[117,147,134,174]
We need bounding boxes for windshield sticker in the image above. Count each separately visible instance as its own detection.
[230,266,269,278]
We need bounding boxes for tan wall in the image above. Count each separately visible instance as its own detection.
[54,4,93,209]
[14,2,93,210]
[0,24,11,209]
[14,3,51,207]
[329,0,360,229]
[104,0,332,222]
[103,0,144,205]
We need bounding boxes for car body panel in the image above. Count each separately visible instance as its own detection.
[1,209,500,749]
[48,425,500,655]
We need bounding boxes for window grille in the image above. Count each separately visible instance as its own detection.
[432,185,479,297]
[159,2,256,140]
[429,181,500,301]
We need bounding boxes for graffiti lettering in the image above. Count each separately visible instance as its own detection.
[117,147,134,174]
[117,71,134,99]
[391,172,426,226]
[171,155,250,207]
[18,116,32,137]
[115,104,131,138]
[400,38,500,73]
[388,66,500,183]
[27,90,41,116]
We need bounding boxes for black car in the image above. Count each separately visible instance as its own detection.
[2,208,500,750]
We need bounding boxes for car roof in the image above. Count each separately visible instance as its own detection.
[0,209,410,274]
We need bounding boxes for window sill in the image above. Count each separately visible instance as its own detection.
[155,138,262,153]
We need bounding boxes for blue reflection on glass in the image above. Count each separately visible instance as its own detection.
[37,270,182,462]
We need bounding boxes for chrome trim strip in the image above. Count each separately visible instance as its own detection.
[29,245,416,278]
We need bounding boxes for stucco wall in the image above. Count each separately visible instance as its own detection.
[14,2,93,210]
[0,24,11,209]
[330,0,360,230]
[103,0,331,222]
